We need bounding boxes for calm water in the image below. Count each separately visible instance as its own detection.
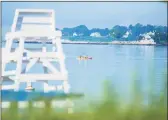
[2,43,167,102]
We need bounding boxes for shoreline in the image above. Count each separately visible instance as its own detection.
[61,42,158,46]
[1,41,167,46]
[61,42,167,46]
[23,41,168,46]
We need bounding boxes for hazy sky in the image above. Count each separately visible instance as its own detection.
[2,2,167,30]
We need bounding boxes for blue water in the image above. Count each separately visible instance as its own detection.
[1,90,66,101]
[2,43,167,102]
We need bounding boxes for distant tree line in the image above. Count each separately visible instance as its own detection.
[58,23,167,44]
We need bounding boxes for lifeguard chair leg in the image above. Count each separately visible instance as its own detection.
[14,81,20,91]
[63,81,70,94]
[14,37,25,91]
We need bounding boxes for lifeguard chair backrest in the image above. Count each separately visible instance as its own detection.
[11,9,55,32]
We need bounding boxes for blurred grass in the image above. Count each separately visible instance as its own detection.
[2,71,167,120]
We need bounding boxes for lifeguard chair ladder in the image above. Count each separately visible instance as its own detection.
[1,9,70,93]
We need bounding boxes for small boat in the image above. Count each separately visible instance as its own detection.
[25,86,35,91]
[77,56,92,60]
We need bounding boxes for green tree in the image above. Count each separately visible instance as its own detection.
[110,25,127,39]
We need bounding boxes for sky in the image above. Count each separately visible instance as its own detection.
[2,2,167,33]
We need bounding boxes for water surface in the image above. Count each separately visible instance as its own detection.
[2,43,167,102]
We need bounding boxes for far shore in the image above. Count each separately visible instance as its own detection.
[61,42,167,46]
[1,40,167,46]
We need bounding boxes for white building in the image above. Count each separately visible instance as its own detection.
[90,32,101,37]
[73,32,78,36]
[138,34,156,45]
[147,31,155,36]
[122,31,130,38]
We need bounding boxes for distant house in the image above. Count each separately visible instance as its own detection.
[139,33,155,42]
[143,34,152,40]
[140,33,153,40]
[147,31,155,36]
[90,32,101,37]
[122,31,130,38]
[73,32,78,36]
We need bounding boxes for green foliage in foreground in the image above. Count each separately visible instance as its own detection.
[2,73,167,120]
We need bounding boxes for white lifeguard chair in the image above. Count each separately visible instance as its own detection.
[1,9,70,93]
